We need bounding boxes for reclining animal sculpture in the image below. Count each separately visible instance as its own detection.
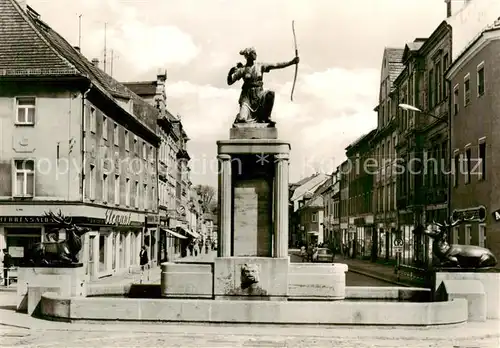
[423,218,497,269]
[25,210,89,266]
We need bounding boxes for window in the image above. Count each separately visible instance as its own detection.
[142,143,147,159]
[114,175,120,205]
[102,174,108,202]
[479,141,486,180]
[134,181,139,208]
[453,84,459,115]
[464,225,471,245]
[133,137,138,154]
[144,184,148,210]
[89,164,95,200]
[113,123,119,146]
[477,62,485,97]
[452,226,459,244]
[479,224,486,248]
[125,131,130,151]
[125,178,130,206]
[13,159,34,197]
[102,116,108,140]
[16,97,36,125]
[90,106,96,133]
[149,146,154,163]
[436,60,441,102]
[443,53,449,98]
[311,212,317,222]
[428,68,434,107]
[464,74,470,106]
[453,153,459,187]
[465,148,471,184]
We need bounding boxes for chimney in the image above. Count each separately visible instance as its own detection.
[445,0,452,18]
[73,46,80,52]
[91,58,99,67]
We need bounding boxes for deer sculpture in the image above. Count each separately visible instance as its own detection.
[422,217,497,269]
[26,210,90,266]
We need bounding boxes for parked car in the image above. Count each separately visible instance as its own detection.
[315,248,334,263]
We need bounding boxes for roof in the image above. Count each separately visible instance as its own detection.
[345,129,377,153]
[0,0,159,134]
[123,81,157,97]
[402,38,427,63]
[447,19,500,77]
[290,173,330,203]
[384,47,404,86]
[300,195,323,210]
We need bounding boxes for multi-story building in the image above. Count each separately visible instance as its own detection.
[296,193,324,246]
[0,0,160,278]
[288,173,330,246]
[393,21,451,268]
[124,73,196,259]
[446,20,500,263]
[339,160,350,245]
[321,170,341,244]
[371,47,403,260]
[345,130,376,259]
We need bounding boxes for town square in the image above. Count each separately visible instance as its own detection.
[0,0,500,347]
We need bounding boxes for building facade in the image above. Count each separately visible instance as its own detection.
[124,73,199,260]
[345,130,376,259]
[0,0,160,279]
[372,47,403,260]
[297,194,324,246]
[446,21,500,263]
[339,160,350,245]
[322,170,341,244]
[288,173,330,246]
[392,22,452,268]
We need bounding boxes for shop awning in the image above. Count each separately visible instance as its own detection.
[178,226,200,239]
[161,228,187,239]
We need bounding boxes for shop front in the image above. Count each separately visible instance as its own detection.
[0,204,155,281]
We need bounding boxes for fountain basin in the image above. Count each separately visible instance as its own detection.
[40,291,467,325]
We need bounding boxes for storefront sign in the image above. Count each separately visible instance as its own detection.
[0,216,52,224]
[453,206,486,222]
[104,210,132,226]
[146,214,160,225]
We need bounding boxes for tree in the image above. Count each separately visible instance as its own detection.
[194,184,215,212]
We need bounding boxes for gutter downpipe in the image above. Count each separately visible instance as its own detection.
[81,81,92,201]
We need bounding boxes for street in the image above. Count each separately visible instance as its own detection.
[0,319,498,347]
[289,252,394,287]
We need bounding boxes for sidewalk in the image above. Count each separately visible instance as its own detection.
[289,249,426,288]
[0,250,218,292]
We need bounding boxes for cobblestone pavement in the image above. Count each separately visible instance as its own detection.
[0,324,499,347]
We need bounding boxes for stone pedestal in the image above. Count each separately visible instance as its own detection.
[17,265,86,315]
[217,139,290,257]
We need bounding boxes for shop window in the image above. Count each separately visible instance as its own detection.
[5,228,41,267]
[99,234,106,272]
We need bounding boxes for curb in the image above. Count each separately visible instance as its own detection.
[346,267,415,287]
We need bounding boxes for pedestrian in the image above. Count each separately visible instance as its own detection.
[139,246,149,284]
[3,248,12,286]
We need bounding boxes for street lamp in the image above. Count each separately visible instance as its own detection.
[397,103,451,229]
[398,104,446,123]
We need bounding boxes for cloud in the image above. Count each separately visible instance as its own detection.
[96,13,200,71]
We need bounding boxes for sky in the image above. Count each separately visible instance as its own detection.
[27,0,449,187]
